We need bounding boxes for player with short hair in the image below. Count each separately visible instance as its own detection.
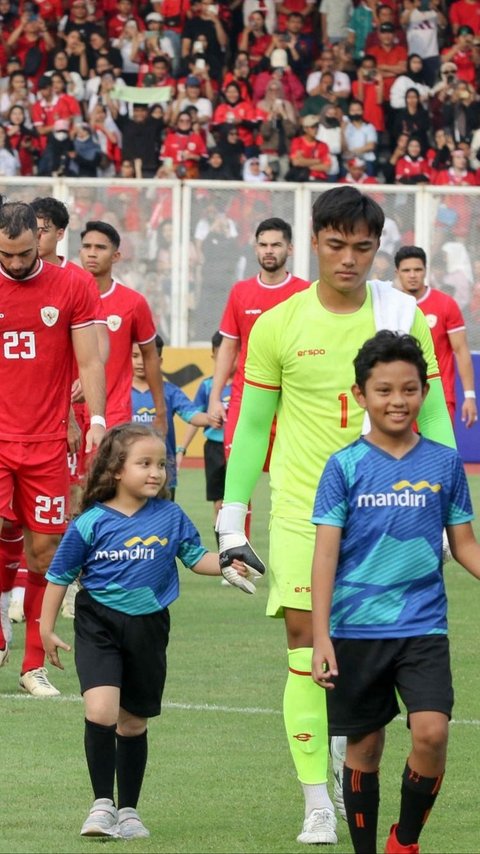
[216,187,455,845]
[0,201,106,695]
[311,330,480,854]
[79,221,167,433]
[208,217,310,533]
[395,244,477,427]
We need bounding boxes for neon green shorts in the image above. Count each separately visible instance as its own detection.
[267,515,315,617]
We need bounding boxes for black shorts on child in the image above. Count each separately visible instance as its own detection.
[204,438,226,502]
[74,588,170,718]
[327,635,454,737]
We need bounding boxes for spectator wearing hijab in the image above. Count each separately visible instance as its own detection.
[217,124,245,179]
[389,53,432,109]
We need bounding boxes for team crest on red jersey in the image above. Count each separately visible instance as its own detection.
[107,314,122,332]
[40,306,60,326]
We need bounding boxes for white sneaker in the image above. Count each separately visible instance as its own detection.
[19,667,60,697]
[0,643,9,668]
[330,735,347,821]
[1,592,12,644]
[80,799,119,837]
[8,596,25,623]
[61,582,78,618]
[117,807,150,839]
[297,808,337,844]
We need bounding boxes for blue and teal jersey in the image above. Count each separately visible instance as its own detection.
[131,381,199,487]
[312,437,473,639]
[46,498,208,615]
[191,375,232,443]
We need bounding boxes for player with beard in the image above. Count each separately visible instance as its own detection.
[207,218,309,538]
[0,202,106,696]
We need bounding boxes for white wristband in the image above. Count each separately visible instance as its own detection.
[90,415,107,428]
[464,391,476,400]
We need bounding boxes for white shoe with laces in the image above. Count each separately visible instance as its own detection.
[19,667,60,697]
[297,808,337,844]
[80,798,119,837]
[117,807,150,839]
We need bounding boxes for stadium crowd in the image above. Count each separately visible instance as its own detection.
[0,0,480,183]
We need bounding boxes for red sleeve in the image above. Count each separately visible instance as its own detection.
[70,269,97,328]
[219,286,242,339]
[131,292,157,345]
[444,295,466,332]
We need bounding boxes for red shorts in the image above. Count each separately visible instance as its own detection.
[224,397,276,473]
[0,439,69,533]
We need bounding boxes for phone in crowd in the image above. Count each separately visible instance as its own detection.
[195,58,206,70]
[259,154,269,171]
[208,4,219,15]
[192,40,204,52]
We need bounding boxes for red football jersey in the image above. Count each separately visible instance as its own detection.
[417,286,465,405]
[101,280,157,425]
[219,273,310,406]
[0,260,96,441]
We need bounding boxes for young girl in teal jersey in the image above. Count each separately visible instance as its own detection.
[40,423,247,841]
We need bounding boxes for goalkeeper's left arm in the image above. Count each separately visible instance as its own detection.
[216,382,279,593]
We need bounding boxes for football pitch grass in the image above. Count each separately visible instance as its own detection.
[0,468,479,854]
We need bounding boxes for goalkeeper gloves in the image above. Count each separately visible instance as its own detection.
[216,502,266,594]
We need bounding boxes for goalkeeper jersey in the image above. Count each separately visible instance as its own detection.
[244,281,441,519]
[312,437,473,638]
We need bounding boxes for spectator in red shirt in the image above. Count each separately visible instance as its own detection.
[365,3,406,51]
[449,0,480,37]
[340,156,379,184]
[49,71,83,123]
[222,51,253,102]
[395,135,431,183]
[252,48,305,112]
[107,0,145,40]
[351,54,385,132]
[441,25,476,85]
[158,109,207,178]
[237,9,272,70]
[6,13,55,84]
[369,21,407,101]
[31,74,72,149]
[212,81,259,150]
[288,113,331,181]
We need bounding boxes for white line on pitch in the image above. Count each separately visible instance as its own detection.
[1,694,480,726]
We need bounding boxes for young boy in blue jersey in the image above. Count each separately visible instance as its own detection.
[311,330,480,854]
[39,423,248,841]
[178,332,234,546]
[131,335,205,500]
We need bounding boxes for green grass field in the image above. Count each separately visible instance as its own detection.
[1,469,479,854]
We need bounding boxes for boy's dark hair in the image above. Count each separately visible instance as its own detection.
[82,423,169,509]
[255,217,292,243]
[394,245,427,269]
[0,202,37,238]
[211,330,222,349]
[354,330,428,391]
[31,196,70,230]
[155,333,164,355]
[312,187,384,238]
[80,220,121,249]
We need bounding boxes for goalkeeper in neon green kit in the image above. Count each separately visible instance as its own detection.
[217,187,456,847]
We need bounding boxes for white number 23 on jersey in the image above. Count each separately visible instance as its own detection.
[34,496,66,525]
[3,331,36,359]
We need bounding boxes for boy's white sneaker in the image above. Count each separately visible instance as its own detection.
[297,808,337,844]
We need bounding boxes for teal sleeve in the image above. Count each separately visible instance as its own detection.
[417,376,456,449]
[223,383,279,504]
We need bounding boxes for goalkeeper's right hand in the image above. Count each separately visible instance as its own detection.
[216,502,266,594]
